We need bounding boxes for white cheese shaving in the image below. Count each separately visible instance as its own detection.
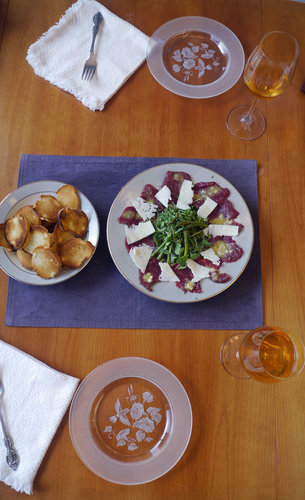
[197,197,217,218]
[155,185,172,208]
[176,179,193,210]
[201,247,221,266]
[129,244,153,273]
[186,259,211,282]
[203,224,239,238]
[131,197,158,220]
[125,221,155,244]
[158,262,180,282]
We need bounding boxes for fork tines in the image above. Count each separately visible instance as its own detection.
[82,62,96,81]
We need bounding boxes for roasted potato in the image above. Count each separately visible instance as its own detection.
[58,208,88,237]
[23,225,51,254]
[0,223,11,249]
[59,238,94,268]
[16,248,33,270]
[32,247,62,279]
[57,184,81,210]
[34,195,61,222]
[15,205,41,227]
[4,213,29,250]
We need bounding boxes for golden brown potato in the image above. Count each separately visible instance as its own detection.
[59,238,94,268]
[32,247,62,279]
[16,248,33,270]
[23,225,51,254]
[58,208,88,237]
[4,213,29,250]
[57,184,81,210]
[15,205,41,227]
[34,195,61,222]
[0,223,11,248]
[53,223,76,245]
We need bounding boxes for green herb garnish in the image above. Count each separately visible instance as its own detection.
[151,204,211,268]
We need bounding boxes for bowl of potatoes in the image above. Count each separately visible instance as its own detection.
[0,180,99,285]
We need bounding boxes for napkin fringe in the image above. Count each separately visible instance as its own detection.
[27,0,88,47]
[25,53,102,111]
[4,478,33,495]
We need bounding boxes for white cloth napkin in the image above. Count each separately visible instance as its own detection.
[26,0,149,111]
[0,339,79,494]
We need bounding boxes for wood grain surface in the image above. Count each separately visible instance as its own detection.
[0,1,304,499]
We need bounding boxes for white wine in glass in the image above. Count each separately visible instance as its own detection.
[220,326,305,382]
[226,31,299,140]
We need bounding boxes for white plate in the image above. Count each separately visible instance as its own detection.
[146,16,244,98]
[69,357,192,485]
[0,180,99,285]
[107,162,254,303]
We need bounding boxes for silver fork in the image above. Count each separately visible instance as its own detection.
[0,379,19,471]
[82,12,104,81]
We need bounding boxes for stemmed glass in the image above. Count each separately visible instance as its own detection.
[220,326,305,382]
[226,31,299,140]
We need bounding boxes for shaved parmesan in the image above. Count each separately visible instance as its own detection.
[155,185,172,208]
[131,197,157,220]
[159,262,180,282]
[201,247,221,266]
[125,221,155,244]
[186,259,211,282]
[129,245,153,273]
[176,180,193,210]
[197,197,217,218]
[203,224,239,238]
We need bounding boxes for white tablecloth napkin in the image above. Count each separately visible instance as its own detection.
[26,0,149,110]
[0,339,79,494]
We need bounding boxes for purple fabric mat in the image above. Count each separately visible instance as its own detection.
[5,155,262,330]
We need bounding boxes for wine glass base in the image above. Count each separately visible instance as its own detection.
[226,105,265,141]
[220,333,250,379]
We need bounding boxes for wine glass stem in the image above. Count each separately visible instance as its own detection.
[241,97,258,126]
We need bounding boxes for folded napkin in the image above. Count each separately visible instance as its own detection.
[0,339,79,494]
[26,0,149,110]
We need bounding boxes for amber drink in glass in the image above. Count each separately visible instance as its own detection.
[226,31,299,140]
[220,326,305,382]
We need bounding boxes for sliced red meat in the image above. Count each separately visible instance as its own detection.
[173,265,201,294]
[139,256,161,291]
[212,236,243,263]
[195,255,220,270]
[209,269,231,283]
[193,182,230,207]
[118,206,142,226]
[209,199,239,221]
[140,184,164,209]
[162,171,192,203]
[141,183,158,201]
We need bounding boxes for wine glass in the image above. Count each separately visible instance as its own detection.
[226,31,299,140]
[220,326,305,382]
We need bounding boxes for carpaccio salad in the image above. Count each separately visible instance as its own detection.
[118,171,243,294]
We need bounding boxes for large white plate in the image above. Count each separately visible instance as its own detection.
[69,357,192,485]
[146,16,244,98]
[0,180,99,285]
[107,163,254,303]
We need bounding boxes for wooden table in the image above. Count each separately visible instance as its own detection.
[0,0,304,498]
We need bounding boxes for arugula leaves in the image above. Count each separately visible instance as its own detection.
[151,204,211,268]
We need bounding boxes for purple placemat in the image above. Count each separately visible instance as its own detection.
[5,155,262,329]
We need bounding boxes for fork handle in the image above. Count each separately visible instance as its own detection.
[0,409,19,471]
[90,12,103,55]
